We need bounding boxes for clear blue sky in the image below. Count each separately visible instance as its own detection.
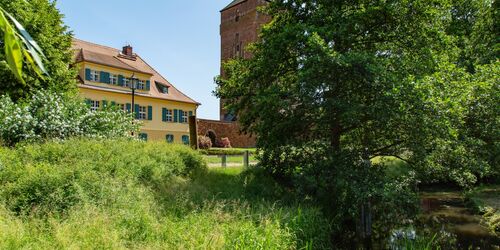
[56,1,230,120]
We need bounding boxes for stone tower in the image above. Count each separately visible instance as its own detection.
[219,0,270,121]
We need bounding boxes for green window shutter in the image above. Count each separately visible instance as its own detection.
[111,101,116,106]
[147,106,153,120]
[85,68,91,81]
[84,98,91,106]
[134,104,140,119]
[100,71,110,84]
[162,108,167,122]
[179,110,183,123]
[146,80,150,91]
[99,71,104,83]
[118,75,124,86]
[126,103,131,112]
[189,111,193,117]
[173,109,178,123]
[102,100,108,108]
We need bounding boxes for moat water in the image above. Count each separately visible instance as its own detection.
[389,191,499,249]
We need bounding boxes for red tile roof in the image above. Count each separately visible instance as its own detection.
[72,38,200,105]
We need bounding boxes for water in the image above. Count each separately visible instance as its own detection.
[412,191,499,249]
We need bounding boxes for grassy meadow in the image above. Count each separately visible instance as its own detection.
[0,139,332,249]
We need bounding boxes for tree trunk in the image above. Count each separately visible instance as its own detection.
[331,123,342,152]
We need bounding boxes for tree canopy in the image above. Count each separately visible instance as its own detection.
[0,0,76,100]
[215,0,499,240]
[217,0,459,162]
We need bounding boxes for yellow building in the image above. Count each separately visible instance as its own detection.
[72,38,199,143]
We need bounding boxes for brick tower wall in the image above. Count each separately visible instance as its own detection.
[220,0,270,120]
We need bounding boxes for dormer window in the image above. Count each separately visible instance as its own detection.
[90,70,99,82]
[110,74,118,85]
[137,80,145,90]
[123,78,130,88]
[156,82,169,94]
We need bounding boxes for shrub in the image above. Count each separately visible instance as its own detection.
[197,135,212,149]
[0,91,139,146]
[220,137,232,148]
[0,139,207,217]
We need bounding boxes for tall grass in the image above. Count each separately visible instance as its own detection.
[0,139,332,249]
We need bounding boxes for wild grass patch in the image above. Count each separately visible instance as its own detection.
[0,139,332,249]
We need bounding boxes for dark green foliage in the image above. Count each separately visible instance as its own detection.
[447,0,499,72]
[215,0,499,242]
[216,0,455,238]
[416,62,499,187]
[0,0,76,99]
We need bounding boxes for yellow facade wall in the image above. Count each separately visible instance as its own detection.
[77,62,198,144]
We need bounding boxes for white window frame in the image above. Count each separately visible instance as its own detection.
[182,111,188,123]
[90,100,100,112]
[166,109,173,122]
[90,70,99,82]
[110,74,118,85]
[123,78,130,88]
[137,80,144,90]
[139,106,147,120]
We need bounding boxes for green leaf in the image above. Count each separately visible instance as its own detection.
[3,9,45,57]
[18,34,48,76]
[22,48,44,79]
[1,7,48,76]
[0,10,24,84]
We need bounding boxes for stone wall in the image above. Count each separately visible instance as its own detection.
[197,119,256,148]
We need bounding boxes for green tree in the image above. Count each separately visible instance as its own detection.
[0,0,76,100]
[414,62,499,187]
[217,0,457,167]
[447,0,499,72]
[422,0,500,186]
[215,0,465,241]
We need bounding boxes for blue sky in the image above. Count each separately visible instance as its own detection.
[56,1,230,120]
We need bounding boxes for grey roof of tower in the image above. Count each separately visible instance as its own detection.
[221,0,246,11]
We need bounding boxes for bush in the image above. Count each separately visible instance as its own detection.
[220,137,232,148]
[197,135,212,149]
[0,90,139,146]
[0,139,207,217]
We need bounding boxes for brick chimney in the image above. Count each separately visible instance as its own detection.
[122,45,133,56]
